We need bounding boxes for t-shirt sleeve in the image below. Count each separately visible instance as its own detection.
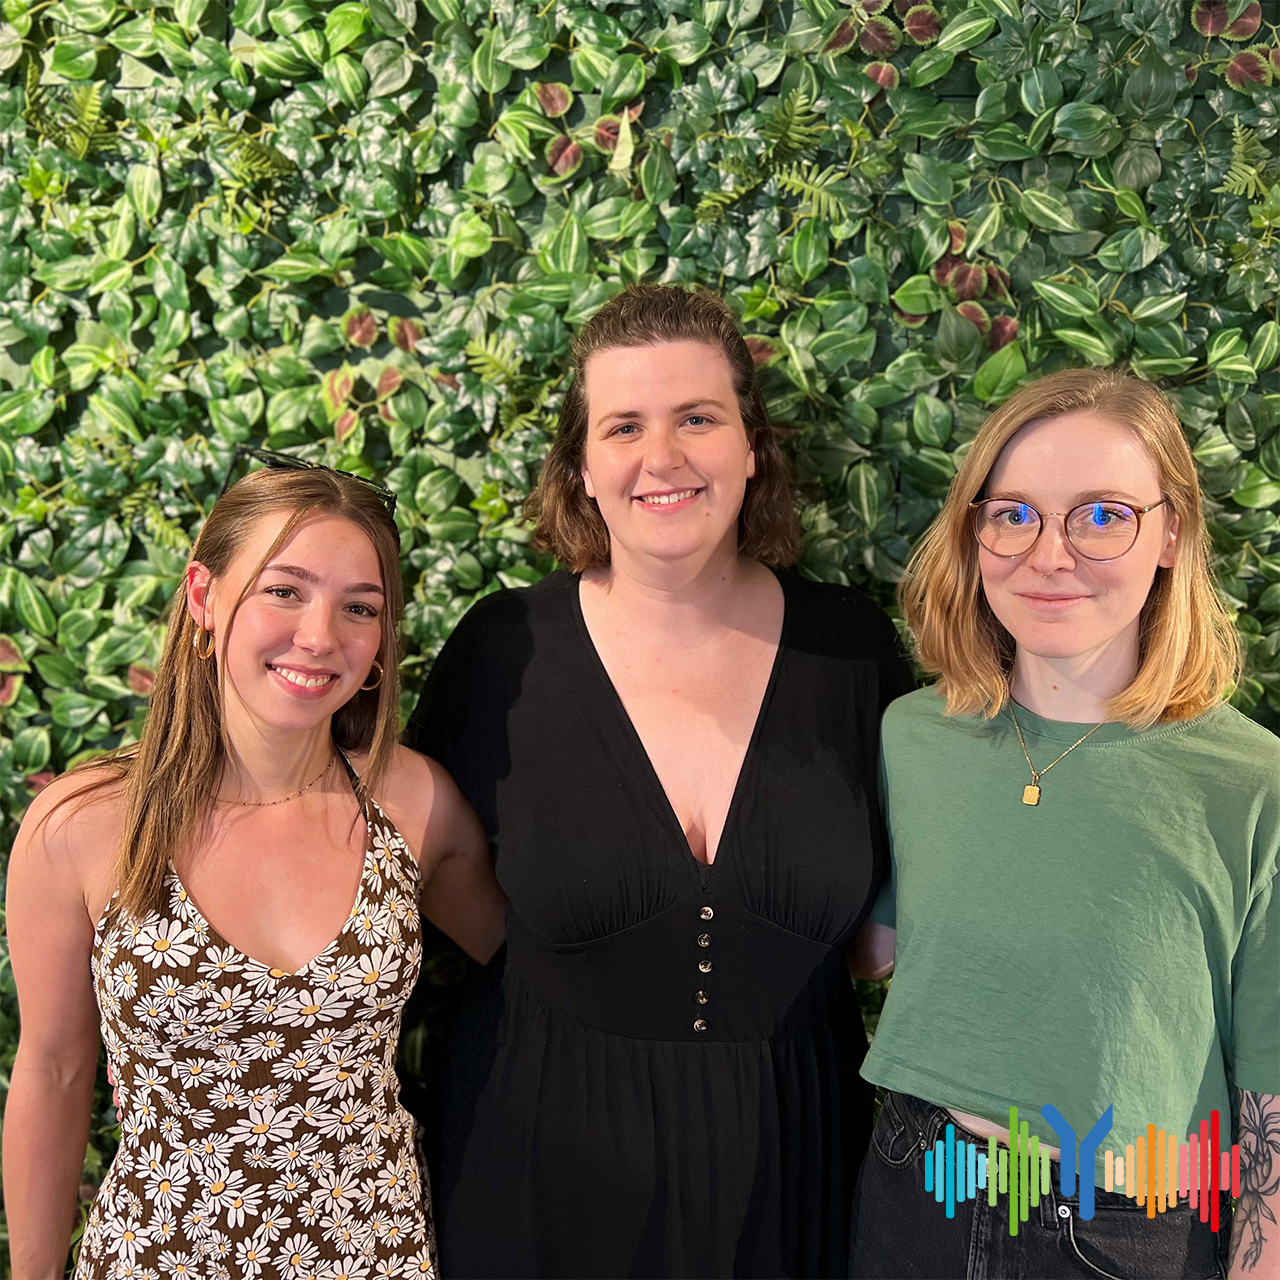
[1231,865,1280,1092]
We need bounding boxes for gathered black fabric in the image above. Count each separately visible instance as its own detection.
[407,568,914,1279]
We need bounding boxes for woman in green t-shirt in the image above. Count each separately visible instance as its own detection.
[848,368,1279,1280]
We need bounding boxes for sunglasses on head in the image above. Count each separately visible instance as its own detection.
[217,446,397,517]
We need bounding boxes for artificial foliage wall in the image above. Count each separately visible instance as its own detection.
[0,0,1278,1258]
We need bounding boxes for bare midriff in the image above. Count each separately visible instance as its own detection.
[946,1108,1063,1161]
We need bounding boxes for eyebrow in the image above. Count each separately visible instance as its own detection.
[987,489,1146,506]
[595,398,732,429]
[263,564,385,595]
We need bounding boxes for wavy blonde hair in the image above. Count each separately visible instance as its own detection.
[899,367,1240,727]
[42,467,404,918]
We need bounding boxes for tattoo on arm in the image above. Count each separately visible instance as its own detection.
[1230,1090,1280,1272]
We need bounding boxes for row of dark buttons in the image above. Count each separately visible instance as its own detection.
[694,905,713,1032]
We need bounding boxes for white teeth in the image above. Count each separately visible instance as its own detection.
[271,666,334,689]
[641,489,698,505]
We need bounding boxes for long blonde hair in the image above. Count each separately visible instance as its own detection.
[45,467,404,918]
[900,367,1240,728]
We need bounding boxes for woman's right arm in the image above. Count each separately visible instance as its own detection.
[3,779,108,1278]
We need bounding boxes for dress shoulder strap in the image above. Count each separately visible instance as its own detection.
[335,747,369,820]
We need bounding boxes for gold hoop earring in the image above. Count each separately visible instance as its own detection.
[193,627,215,660]
[361,660,383,691]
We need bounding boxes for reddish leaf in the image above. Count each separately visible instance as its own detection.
[625,97,644,121]
[434,372,461,391]
[859,16,903,54]
[1225,49,1272,87]
[893,0,914,14]
[377,366,403,399]
[825,18,858,54]
[0,635,22,668]
[546,136,583,177]
[948,220,966,254]
[952,263,988,301]
[594,116,621,152]
[0,673,19,706]
[856,0,892,12]
[932,252,960,286]
[1192,0,1229,34]
[893,306,928,328]
[744,336,775,364]
[323,366,354,413]
[127,664,155,696]
[903,4,941,45]
[986,264,1012,301]
[390,316,422,353]
[864,61,900,90]
[26,771,55,793]
[342,306,377,348]
[1185,63,1199,84]
[988,315,1019,351]
[535,81,572,117]
[334,409,358,442]
[1226,1,1261,39]
[957,301,991,335]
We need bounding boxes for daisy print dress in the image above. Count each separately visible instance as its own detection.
[77,753,434,1280]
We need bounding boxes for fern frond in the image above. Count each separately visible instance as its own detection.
[226,135,297,183]
[466,333,524,386]
[762,90,825,164]
[775,161,850,223]
[1213,121,1271,199]
[695,189,738,223]
[24,77,113,157]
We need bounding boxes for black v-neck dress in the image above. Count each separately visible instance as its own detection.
[409,568,914,1279]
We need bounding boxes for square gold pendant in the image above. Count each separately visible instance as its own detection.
[1022,784,1041,806]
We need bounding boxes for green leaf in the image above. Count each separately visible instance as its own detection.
[325,2,366,52]
[473,25,513,94]
[1020,65,1063,115]
[973,341,1026,402]
[847,461,886,528]
[641,144,679,205]
[792,219,830,282]
[901,154,954,205]
[908,49,954,87]
[935,10,995,51]
[1247,321,1278,373]
[600,53,646,111]
[15,574,56,637]
[1233,467,1280,509]
[446,211,493,258]
[541,212,589,275]
[1029,278,1098,317]
[1130,292,1187,325]
[1054,328,1115,365]
[1019,188,1079,233]
[50,691,107,728]
[426,507,480,542]
[363,41,414,96]
[1095,227,1166,274]
[125,163,162,222]
[912,393,953,446]
[653,20,712,65]
[892,274,946,315]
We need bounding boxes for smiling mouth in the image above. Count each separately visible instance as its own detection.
[636,488,703,506]
[267,664,338,689]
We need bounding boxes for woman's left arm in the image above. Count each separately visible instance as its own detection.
[1228,1089,1280,1277]
[386,747,508,965]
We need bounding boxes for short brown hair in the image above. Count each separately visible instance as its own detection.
[899,367,1240,728]
[526,284,800,570]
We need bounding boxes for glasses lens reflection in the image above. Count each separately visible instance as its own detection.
[974,501,1140,560]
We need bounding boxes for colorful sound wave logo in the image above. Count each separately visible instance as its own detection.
[924,1104,1241,1227]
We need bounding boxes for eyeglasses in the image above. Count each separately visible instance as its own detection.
[969,497,1169,562]
[218,446,397,517]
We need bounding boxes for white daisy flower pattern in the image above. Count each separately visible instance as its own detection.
[77,787,433,1279]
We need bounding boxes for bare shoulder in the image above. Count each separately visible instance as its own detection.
[10,764,125,919]
[350,744,461,867]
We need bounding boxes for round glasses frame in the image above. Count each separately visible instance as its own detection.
[968,497,1170,562]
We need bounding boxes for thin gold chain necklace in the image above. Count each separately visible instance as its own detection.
[1007,704,1104,806]
[218,754,335,807]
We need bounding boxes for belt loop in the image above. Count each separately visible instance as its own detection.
[1039,1180,1060,1229]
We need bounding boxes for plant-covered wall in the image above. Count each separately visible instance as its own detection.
[1,0,1278,1262]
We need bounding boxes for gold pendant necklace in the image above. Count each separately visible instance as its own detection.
[1007,704,1104,806]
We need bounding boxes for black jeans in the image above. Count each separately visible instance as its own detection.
[849,1090,1232,1279]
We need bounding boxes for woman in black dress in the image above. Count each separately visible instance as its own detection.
[410,285,913,1278]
